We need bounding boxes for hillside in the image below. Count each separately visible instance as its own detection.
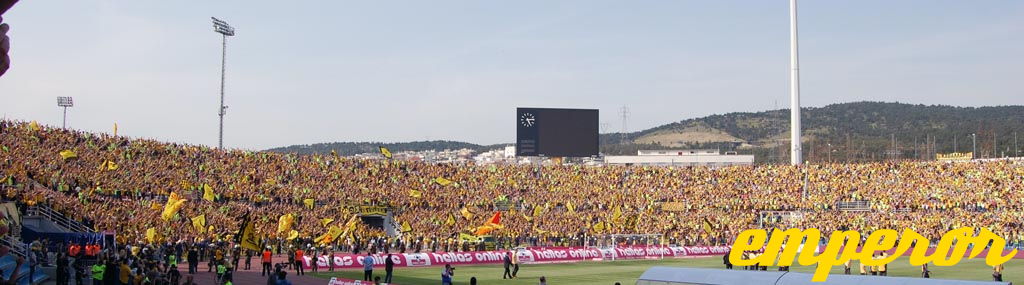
[268,102,1024,163]
[602,102,1024,163]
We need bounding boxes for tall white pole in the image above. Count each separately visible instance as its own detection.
[218,34,227,149]
[789,0,802,165]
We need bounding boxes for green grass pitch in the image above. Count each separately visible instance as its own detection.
[311,256,1020,285]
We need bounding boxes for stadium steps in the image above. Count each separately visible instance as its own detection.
[23,205,91,233]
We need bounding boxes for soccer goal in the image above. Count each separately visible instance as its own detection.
[588,233,665,261]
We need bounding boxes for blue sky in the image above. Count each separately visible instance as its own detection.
[1,1,1022,150]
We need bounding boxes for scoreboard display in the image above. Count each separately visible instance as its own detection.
[516,107,599,157]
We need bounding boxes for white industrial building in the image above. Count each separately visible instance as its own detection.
[604,149,754,167]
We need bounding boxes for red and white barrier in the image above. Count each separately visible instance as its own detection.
[302,245,731,270]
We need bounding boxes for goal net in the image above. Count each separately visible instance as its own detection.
[587,233,665,261]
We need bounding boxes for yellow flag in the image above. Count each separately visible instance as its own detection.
[612,206,623,221]
[149,201,162,211]
[203,184,215,202]
[303,198,315,209]
[100,160,119,171]
[59,150,77,160]
[532,205,543,217]
[320,218,335,227]
[458,233,481,242]
[460,207,475,220]
[315,225,344,245]
[238,216,261,251]
[287,230,299,240]
[401,221,412,232]
[145,227,159,243]
[593,221,605,232]
[28,121,41,132]
[434,177,453,186]
[113,123,118,136]
[345,215,359,231]
[703,217,715,235]
[192,215,207,233]
[161,192,187,221]
[566,201,576,214]
[445,214,456,226]
[409,189,422,198]
[379,146,393,159]
[277,213,295,234]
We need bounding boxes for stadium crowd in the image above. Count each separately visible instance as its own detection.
[2,119,1024,252]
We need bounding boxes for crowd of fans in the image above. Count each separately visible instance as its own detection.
[2,119,1024,252]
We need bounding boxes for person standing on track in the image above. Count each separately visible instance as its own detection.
[262,247,273,277]
[503,252,512,279]
[245,249,253,270]
[188,246,199,274]
[441,264,454,285]
[329,250,336,272]
[512,250,520,278]
[363,253,375,281]
[310,247,319,274]
[293,247,305,276]
[384,253,394,283]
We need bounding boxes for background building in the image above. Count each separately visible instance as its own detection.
[605,149,754,167]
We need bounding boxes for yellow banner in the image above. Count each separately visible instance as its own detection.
[359,205,387,216]
[937,152,973,161]
[662,202,687,212]
[458,233,482,242]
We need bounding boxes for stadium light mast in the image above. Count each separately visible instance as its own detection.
[212,17,235,149]
[789,0,802,165]
[57,96,73,128]
[970,133,976,159]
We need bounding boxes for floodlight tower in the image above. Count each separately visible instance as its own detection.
[57,96,73,128]
[212,17,235,149]
[789,0,802,165]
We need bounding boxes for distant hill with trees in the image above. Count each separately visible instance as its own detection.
[601,102,1024,163]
